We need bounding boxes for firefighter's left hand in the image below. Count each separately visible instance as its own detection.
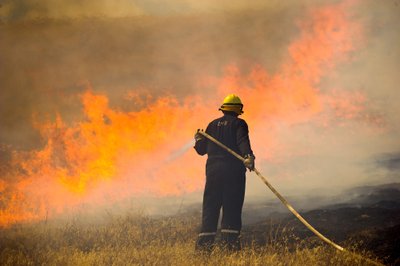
[194,129,204,142]
[244,154,255,171]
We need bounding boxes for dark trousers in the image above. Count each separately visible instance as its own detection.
[196,159,246,251]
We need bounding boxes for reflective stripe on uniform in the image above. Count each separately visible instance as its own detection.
[221,229,240,234]
[198,232,217,237]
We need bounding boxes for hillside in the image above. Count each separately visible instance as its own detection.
[242,183,400,265]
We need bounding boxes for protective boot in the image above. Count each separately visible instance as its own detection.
[220,230,241,251]
[195,232,216,254]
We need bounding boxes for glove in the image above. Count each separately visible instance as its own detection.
[194,129,204,142]
[243,154,255,171]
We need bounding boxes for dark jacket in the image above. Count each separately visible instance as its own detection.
[194,113,254,162]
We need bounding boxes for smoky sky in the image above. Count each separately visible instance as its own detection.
[1,0,400,199]
[0,0,309,148]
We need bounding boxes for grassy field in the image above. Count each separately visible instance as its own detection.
[0,211,381,266]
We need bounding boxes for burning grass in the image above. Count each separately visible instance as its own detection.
[0,211,379,266]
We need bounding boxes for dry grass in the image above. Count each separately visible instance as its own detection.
[0,212,380,265]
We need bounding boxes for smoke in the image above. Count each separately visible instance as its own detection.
[0,0,337,21]
[1,0,400,225]
[0,1,305,147]
[0,0,144,21]
[377,153,400,172]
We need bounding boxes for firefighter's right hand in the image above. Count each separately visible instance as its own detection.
[194,129,204,142]
[244,154,255,171]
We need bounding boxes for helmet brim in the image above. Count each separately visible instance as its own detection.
[219,105,244,115]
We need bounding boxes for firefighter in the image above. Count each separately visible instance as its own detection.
[194,94,255,252]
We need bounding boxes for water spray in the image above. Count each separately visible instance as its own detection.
[197,129,383,266]
[166,140,195,163]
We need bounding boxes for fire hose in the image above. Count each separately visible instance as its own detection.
[197,129,383,266]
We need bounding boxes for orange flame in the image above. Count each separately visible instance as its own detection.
[1,1,374,227]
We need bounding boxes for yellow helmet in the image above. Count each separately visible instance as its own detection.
[218,94,244,115]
